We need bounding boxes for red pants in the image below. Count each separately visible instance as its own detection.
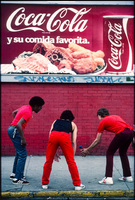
[42,131,81,186]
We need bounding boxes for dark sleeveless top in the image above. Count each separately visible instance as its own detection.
[51,119,72,133]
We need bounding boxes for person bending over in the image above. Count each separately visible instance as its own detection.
[42,110,85,190]
[8,96,45,185]
[81,108,134,185]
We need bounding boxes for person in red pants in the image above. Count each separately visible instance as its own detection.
[81,108,134,185]
[42,110,85,190]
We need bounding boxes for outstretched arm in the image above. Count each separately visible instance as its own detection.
[16,118,26,146]
[71,122,77,155]
[49,120,56,136]
[81,132,103,156]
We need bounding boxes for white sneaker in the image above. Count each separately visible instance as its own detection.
[118,176,133,182]
[12,178,29,185]
[42,185,48,189]
[10,173,15,179]
[75,184,85,191]
[10,173,26,180]
[98,177,113,185]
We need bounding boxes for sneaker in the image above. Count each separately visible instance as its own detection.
[118,176,133,182]
[10,173,15,179]
[12,178,29,185]
[42,185,48,189]
[75,184,85,191]
[10,173,26,180]
[98,177,113,185]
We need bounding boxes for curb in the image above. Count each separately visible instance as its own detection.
[1,190,134,199]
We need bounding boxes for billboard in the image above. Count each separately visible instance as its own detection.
[1,2,134,83]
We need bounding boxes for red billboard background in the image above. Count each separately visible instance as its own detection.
[1,4,134,75]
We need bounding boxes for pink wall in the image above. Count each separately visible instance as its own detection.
[1,83,134,156]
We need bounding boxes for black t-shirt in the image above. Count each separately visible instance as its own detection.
[52,119,72,133]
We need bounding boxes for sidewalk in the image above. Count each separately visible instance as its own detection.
[1,155,134,199]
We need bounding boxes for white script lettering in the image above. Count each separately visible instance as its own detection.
[6,7,91,32]
[108,22,123,69]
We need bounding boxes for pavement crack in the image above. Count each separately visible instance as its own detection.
[21,155,32,189]
[113,162,131,190]
[25,155,32,177]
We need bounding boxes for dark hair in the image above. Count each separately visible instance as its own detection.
[60,110,75,121]
[29,96,45,107]
[97,108,109,118]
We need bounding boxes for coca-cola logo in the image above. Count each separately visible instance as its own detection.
[6,7,91,33]
[108,21,123,69]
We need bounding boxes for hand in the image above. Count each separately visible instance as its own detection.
[21,138,27,146]
[80,148,90,157]
[54,153,61,162]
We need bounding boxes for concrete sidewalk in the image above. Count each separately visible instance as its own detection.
[1,155,134,199]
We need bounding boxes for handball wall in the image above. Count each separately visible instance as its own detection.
[1,83,134,156]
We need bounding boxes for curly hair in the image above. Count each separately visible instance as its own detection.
[29,96,45,107]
